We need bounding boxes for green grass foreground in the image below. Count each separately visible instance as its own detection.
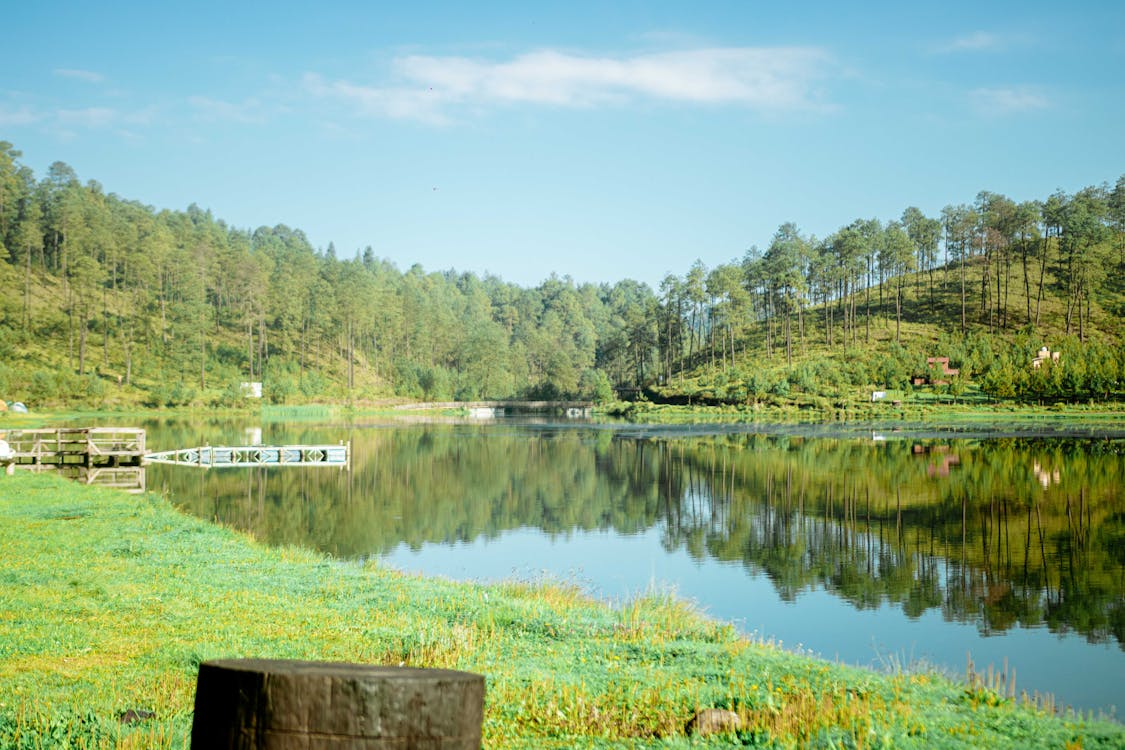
[1,474,1121,749]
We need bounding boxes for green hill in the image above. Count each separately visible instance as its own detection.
[1,141,1122,412]
[645,251,1125,415]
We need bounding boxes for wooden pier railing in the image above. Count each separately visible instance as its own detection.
[2,428,146,468]
[143,443,349,468]
[0,429,348,486]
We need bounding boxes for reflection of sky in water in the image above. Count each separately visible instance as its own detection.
[383,525,1124,717]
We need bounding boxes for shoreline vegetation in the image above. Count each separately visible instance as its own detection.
[248,399,1125,431]
[1,470,1122,748]
[8,396,1125,419]
[598,398,1125,423]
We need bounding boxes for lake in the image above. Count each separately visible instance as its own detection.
[117,415,1123,716]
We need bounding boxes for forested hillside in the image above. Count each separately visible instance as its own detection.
[1,140,1122,409]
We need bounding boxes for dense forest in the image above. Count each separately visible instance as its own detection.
[1,140,1123,408]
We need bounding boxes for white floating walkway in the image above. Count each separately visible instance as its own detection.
[144,443,349,469]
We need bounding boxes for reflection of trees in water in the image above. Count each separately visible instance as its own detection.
[169,427,668,556]
[161,425,1124,647]
[660,437,1124,648]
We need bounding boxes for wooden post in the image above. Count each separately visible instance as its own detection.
[190,659,484,749]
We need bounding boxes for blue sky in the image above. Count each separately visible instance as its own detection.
[3,1,1122,288]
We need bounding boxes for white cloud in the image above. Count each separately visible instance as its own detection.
[0,96,154,137]
[188,95,268,124]
[305,47,834,122]
[935,30,1034,54]
[969,87,1050,115]
[52,105,154,132]
[56,107,118,127]
[943,31,1002,52]
[0,106,40,126]
[303,73,447,124]
[54,68,106,84]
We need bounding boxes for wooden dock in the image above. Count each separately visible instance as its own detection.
[143,443,349,468]
[2,428,146,468]
[0,428,347,484]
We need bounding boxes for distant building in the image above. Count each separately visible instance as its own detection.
[913,357,959,386]
[240,382,263,398]
[1031,346,1060,369]
[467,407,499,419]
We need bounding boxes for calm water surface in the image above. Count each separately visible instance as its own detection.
[126,416,1123,716]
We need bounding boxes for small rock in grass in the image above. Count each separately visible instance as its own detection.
[118,708,155,724]
[686,708,741,736]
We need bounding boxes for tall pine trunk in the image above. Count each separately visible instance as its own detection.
[78,304,88,376]
[895,279,903,344]
[959,241,967,333]
[1035,234,1051,328]
[23,242,32,327]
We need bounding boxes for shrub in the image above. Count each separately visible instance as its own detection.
[300,370,328,399]
[28,369,61,404]
[419,366,453,401]
[768,377,790,397]
[745,371,771,404]
[265,374,295,404]
[788,365,816,393]
[578,369,615,403]
[79,374,107,406]
[145,380,197,408]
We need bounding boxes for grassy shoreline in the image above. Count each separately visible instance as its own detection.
[595,397,1125,425]
[1,472,1122,748]
[5,397,1125,428]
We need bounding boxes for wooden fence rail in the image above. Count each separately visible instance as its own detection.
[1,428,146,468]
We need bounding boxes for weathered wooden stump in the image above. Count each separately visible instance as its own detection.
[190,659,484,749]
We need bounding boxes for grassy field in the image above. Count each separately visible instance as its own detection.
[0,472,1122,748]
